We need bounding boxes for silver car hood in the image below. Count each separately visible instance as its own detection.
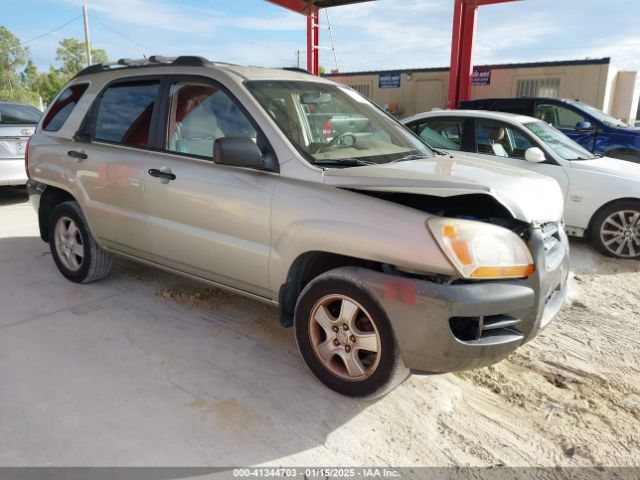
[323,155,564,224]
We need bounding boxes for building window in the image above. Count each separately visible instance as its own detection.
[516,79,560,98]
[351,84,371,98]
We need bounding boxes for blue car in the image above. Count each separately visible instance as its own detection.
[459,97,640,163]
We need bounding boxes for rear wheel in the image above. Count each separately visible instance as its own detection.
[49,201,112,283]
[294,270,409,397]
[591,201,640,259]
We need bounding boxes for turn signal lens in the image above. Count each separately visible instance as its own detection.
[470,265,536,279]
[428,218,535,280]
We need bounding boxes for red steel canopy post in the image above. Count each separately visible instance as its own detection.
[266,0,372,75]
[448,0,520,108]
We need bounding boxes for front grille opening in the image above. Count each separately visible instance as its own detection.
[449,316,481,341]
[450,314,523,342]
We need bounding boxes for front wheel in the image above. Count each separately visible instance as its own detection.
[49,201,113,283]
[591,201,640,259]
[294,270,409,397]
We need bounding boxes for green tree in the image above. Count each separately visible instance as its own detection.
[36,67,66,105]
[56,38,108,77]
[0,26,29,91]
[21,59,39,90]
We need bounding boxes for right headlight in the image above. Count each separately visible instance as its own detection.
[427,217,535,280]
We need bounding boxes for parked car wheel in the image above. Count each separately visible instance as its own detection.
[608,151,640,164]
[591,201,640,259]
[49,201,112,283]
[294,269,408,397]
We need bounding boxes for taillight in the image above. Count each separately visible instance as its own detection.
[24,136,32,179]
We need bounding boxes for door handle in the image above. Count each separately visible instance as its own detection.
[67,150,88,161]
[148,168,176,181]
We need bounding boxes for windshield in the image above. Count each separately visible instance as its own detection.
[0,103,41,125]
[566,100,628,127]
[246,80,432,167]
[525,121,595,160]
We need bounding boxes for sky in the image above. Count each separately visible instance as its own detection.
[4,0,640,74]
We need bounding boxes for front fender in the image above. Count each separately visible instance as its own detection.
[267,180,456,292]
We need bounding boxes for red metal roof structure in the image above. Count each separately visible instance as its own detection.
[267,0,521,107]
[266,1,373,77]
[448,0,521,108]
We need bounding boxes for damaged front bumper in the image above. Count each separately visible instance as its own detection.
[342,223,569,373]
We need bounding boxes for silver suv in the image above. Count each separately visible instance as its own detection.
[26,56,569,397]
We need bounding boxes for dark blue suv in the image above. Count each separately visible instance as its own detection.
[459,97,640,163]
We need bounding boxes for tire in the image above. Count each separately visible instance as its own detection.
[48,201,112,283]
[294,269,409,398]
[590,200,640,259]
[607,151,640,164]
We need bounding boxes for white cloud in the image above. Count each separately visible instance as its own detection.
[62,0,222,33]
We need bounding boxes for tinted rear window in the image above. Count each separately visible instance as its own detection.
[43,84,89,131]
[93,81,159,147]
[0,103,42,125]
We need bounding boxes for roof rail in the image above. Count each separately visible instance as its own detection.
[73,55,214,78]
[282,67,311,75]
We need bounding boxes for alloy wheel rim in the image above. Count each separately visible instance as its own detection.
[54,216,85,272]
[600,210,640,258]
[308,294,381,382]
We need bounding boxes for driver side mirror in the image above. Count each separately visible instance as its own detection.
[213,137,275,171]
[524,147,546,163]
[575,121,594,131]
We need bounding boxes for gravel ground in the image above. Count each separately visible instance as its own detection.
[1,187,638,468]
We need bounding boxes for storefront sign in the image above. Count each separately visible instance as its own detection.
[472,68,491,86]
[379,72,401,89]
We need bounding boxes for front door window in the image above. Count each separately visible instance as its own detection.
[474,119,536,160]
[166,81,256,157]
[535,103,587,129]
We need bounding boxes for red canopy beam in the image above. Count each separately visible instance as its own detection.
[267,0,372,75]
[267,0,320,75]
[448,0,521,108]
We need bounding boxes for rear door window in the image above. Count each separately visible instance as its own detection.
[415,117,464,150]
[93,80,160,147]
[42,84,88,131]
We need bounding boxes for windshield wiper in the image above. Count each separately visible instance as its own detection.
[390,153,431,163]
[431,148,450,156]
[313,158,377,167]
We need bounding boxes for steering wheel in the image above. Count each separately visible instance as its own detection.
[327,132,356,148]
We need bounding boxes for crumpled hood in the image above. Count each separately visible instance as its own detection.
[323,154,564,224]
[570,156,640,182]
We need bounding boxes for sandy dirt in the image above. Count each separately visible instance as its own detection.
[147,240,640,467]
[1,187,639,468]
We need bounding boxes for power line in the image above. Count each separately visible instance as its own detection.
[88,14,152,53]
[23,15,83,44]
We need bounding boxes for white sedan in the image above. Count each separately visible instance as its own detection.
[403,109,640,259]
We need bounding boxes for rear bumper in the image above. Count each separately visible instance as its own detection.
[0,158,27,186]
[340,225,569,373]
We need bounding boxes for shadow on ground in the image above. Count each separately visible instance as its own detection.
[569,238,640,275]
[0,235,368,466]
[0,187,28,207]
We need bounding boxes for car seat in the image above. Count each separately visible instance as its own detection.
[488,127,508,157]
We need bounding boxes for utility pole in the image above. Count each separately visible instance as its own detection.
[82,5,93,66]
[296,50,301,69]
